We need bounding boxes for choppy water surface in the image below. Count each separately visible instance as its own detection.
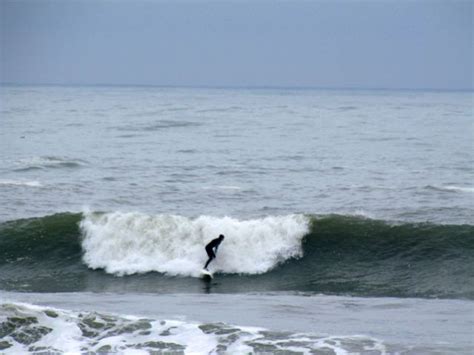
[1,86,473,353]
[1,86,472,223]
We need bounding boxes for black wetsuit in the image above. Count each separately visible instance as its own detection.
[204,237,223,270]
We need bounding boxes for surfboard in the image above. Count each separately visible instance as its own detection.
[201,269,213,280]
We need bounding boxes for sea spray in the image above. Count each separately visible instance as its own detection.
[79,212,310,276]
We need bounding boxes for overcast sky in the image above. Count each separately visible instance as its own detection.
[1,0,472,90]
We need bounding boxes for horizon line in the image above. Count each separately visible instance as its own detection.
[0,82,473,93]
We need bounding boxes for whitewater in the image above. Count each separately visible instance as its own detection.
[0,86,473,353]
[80,212,308,276]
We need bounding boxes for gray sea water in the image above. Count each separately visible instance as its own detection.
[0,85,473,354]
[1,86,472,223]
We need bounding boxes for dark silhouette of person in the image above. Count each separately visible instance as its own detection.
[204,234,225,270]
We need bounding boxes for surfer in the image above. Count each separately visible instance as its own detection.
[204,234,225,270]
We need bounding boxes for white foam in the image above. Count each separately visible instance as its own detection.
[0,179,42,187]
[0,302,219,354]
[0,303,83,354]
[0,301,388,354]
[80,212,309,277]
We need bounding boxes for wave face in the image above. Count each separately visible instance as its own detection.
[0,212,473,299]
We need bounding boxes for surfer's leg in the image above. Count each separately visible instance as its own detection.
[204,256,213,269]
[204,248,215,269]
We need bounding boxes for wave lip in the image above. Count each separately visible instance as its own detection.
[80,212,309,277]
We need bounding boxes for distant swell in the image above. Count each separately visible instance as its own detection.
[13,156,86,172]
[425,185,474,194]
[0,180,42,187]
[0,212,473,299]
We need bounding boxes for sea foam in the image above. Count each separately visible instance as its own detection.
[80,212,309,277]
[1,301,383,354]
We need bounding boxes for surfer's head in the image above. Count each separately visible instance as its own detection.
[219,234,225,241]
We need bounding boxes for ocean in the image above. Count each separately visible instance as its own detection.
[0,85,473,354]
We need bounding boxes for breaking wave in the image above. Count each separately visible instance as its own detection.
[80,212,308,276]
[0,212,473,299]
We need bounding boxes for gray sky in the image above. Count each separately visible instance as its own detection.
[1,0,472,90]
